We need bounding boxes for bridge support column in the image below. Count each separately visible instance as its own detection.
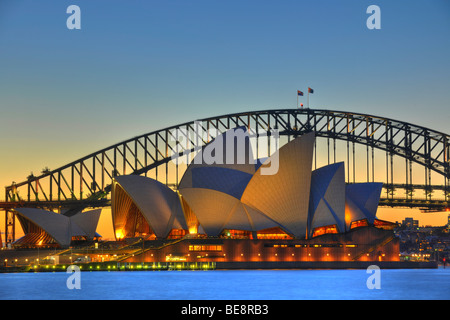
[4,209,15,245]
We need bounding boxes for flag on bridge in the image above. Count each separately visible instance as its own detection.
[308,87,314,94]
[297,90,304,109]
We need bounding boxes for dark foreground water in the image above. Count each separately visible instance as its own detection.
[0,267,449,300]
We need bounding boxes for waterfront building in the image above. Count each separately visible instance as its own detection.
[8,129,399,264]
[111,130,399,263]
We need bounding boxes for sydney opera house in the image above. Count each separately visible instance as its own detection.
[9,129,399,265]
[111,129,399,265]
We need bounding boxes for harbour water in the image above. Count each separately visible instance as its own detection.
[0,267,449,300]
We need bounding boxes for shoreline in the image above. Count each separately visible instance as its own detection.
[0,260,438,273]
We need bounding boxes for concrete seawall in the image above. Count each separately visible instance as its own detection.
[215,261,438,269]
[0,260,438,273]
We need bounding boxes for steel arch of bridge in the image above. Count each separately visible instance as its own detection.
[2,108,450,243]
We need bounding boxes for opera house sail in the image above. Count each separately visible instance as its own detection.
[13,208,101,248]
[112,175,187,240]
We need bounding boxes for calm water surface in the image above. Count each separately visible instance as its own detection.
[1,267,449,300]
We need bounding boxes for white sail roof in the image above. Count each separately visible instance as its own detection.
[15,208,72,247]
[345,182,383,229]
[308,162,346,236]
[112,175,187,238]
[241,132,315,238]
[179,127,257,190]
[14,207,102,247]
[70,209,102,239]
[180,187,278,236]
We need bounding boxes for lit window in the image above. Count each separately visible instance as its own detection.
[312,225,338,237]
[350,219,369,229]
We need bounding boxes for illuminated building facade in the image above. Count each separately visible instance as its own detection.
[112,129,400,263]
[121,227,399,265]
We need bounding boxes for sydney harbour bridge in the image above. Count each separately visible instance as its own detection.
[1,108,449,244]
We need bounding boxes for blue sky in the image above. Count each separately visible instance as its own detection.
[0,0,449,227]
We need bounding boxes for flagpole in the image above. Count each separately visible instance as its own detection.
[307,87,313,108]
[307,90,309,109]
[297,91,299,109]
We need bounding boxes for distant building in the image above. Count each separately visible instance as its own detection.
[402,217,419,229]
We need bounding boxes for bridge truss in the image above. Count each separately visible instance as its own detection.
[2,109,449,243]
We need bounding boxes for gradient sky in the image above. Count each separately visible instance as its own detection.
[1,0,450,239]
